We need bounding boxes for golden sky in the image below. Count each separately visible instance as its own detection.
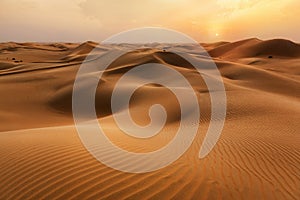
[0,0,299,42]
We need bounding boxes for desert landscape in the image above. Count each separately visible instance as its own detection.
[0,38,299,199]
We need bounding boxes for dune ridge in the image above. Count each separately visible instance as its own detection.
[0,39,299,199]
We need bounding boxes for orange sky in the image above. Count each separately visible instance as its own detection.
[0,0,299,42]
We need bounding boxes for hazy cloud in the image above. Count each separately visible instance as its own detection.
[0,0,299,42]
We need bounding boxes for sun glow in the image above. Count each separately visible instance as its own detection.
[218,0,244,6]
[217,0,252,10]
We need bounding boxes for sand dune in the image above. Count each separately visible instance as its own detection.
[0,39,299,199]
[208,38,300,59]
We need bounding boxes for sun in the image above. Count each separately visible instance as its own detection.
[215,33,219,37]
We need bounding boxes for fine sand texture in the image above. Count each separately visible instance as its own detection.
[0,39,299,199]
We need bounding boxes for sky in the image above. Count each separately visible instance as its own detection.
[0,0,299,42]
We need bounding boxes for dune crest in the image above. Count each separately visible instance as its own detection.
[208,38,300,58]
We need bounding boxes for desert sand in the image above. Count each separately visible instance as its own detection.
[0,38,299,199]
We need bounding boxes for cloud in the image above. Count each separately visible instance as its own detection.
[0,0,299,42]
[79,0,171,25]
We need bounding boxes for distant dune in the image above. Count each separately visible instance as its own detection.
[0,39,299,199]
[208,38,300,58]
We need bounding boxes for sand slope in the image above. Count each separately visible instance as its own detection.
[0,39,299,199]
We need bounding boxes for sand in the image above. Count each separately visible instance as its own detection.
[0,39,299,199]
